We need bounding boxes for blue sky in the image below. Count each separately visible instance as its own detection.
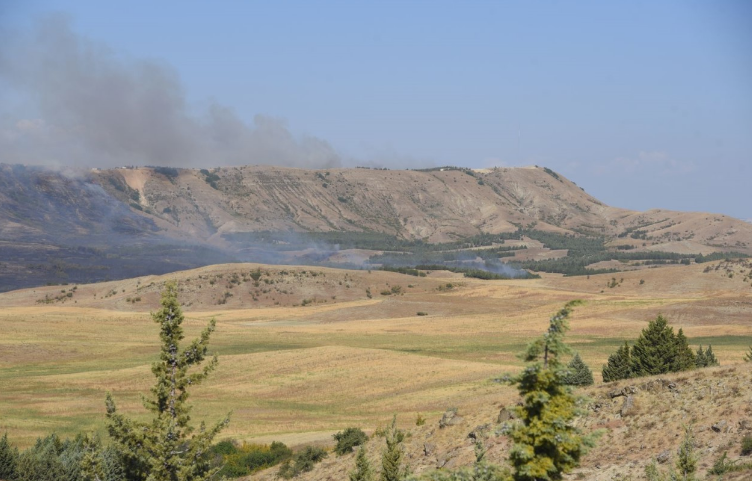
[1,1,750,220]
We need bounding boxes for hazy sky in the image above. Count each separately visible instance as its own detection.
[1,1,750,220]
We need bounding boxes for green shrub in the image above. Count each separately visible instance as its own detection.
[742,434,752,456]
[333,427,368,455]
[278,446,327,478]
[215,441,292,477]
[709,452,735,475]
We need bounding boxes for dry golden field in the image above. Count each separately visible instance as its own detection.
[0,260,750,456]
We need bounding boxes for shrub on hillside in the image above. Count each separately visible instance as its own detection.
[278,446,327,479]
[212,440,292,477]
[333,427,368,455]
[742,435,752,456]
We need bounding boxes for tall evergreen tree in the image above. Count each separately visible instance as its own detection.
[350,446,375,481]
[601,342,632,383]
[0,433,18,481]
[508,300,595,481]
[744,345,752,362]
[562,353,594,386]
[672,329,696,372]
[380,416,408,481]
[630,315,680,377]
[105,282,229,481]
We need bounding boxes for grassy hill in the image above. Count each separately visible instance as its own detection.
[1,262,750,466]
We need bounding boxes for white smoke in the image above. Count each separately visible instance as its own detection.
[0,14,341,169]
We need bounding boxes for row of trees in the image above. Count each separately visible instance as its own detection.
[602,315,718,382]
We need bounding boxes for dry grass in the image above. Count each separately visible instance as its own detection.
[0,261,750,454]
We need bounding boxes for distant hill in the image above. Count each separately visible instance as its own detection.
[1,163,750,290]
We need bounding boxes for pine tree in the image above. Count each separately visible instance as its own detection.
[15,435,66,481]
[630,315,679,377]
[80,433,126,481]
[694,345,708,368]
[104,282,229,481]
[672,329,696,372]
[380,416,408,481]
[350,446,375,481]
[0,433,18,481]
[695,345,719,368]
[508,300,595,481]
[703,345,719,366]
[601,342,632,383]
[675,426,697,481]
[744,345,752,362]
[562,353,594,386]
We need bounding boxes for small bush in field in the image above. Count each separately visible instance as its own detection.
[742,434,752,456]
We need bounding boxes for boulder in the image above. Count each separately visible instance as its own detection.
[439,409,464,428]
[468,424,491,441]
[424,443,436,456]
[711,420,728,433]
[608,386,638,398]
[656,450,671,464]
[619,395,635,417]
[497,408,515,423]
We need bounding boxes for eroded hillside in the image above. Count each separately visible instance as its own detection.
[2,163,751,291]
[94,165,752,250]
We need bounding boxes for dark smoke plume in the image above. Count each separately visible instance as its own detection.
[0,14,341,169]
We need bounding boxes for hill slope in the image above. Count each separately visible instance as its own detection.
[245,364,752,481]
[1,163,751,291]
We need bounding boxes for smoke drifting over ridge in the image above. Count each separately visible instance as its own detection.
[0,15,341,169]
